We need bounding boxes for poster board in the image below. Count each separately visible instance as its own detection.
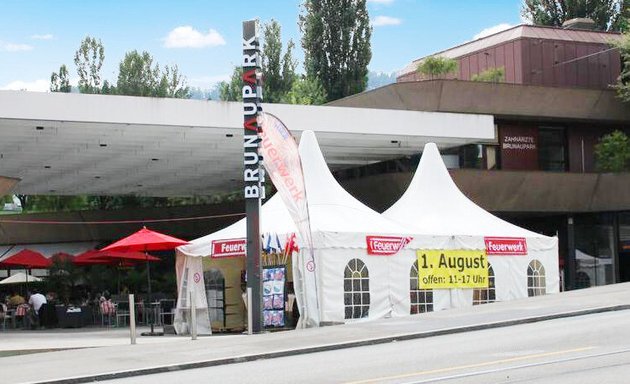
[263,265,286,328]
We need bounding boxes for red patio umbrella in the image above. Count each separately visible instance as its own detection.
[0,249,52,287]
[74,250,160,266]
[0,249,52,269]
[100,227,189,334]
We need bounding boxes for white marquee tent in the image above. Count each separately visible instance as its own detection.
[174,134,560,332]
[383,143,560,310]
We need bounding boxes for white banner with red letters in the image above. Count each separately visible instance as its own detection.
[366,235,413,256]
[257,112,319,328]
[211,239,246,258]
[484,237,527,255]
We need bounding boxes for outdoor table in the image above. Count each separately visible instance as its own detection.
[56,306,84,328]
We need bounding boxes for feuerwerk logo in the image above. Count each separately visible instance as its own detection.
[366,236,413,256]
[212,239,246,258]
[484,237,528,255]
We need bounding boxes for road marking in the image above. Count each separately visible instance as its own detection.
[344,346,595,384]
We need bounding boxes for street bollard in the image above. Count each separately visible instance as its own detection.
[129,294,136,345]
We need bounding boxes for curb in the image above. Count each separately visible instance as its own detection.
[32,304,630,384]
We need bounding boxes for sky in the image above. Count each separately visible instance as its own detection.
[0,0,525,92]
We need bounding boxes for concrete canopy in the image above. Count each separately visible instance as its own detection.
[0,91,494,197]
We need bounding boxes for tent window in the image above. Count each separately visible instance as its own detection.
[204,269,225,326]
[344,259,370,319]
[410,260,433,314]
[527,260,546,297]
[473,264,496,305]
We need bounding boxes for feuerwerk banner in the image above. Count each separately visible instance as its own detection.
[257,112,319,328]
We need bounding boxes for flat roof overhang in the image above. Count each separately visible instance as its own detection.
[329,80,630,124]
[0,91,494,197]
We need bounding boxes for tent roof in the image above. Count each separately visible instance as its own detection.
[180,130,409,257]
[300,130,408,235]
[179,194,296,257]
[383,142,544,238]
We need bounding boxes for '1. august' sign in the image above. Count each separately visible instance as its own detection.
[417,250,488,289]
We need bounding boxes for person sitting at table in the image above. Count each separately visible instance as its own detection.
[8,291,25,307]
[99,293,116,325]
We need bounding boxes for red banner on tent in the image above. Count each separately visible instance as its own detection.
[484,237,527,255]
[212,239,246,258]
[366,236,413,256]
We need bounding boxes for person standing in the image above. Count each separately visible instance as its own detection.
[27,289,47,328]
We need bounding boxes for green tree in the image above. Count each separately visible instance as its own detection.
[471,67,505,82]
[614,32,630,102]
[595,130,630,171]
[157,64,190,98]
[417,56,458,79]
[116,50,160,97]
[47,254,82,304]
[522,0,629,32]
[300,0,372,102]
[116,50,190,98]
[74,36,105,94]
[262,19,297,103]
[282,76,327,105]
[218,67,243,101]
[50,64,71,93]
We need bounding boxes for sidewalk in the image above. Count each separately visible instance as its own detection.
[2,282,630,384]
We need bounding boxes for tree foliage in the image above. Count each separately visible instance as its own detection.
[614,33,630,102]
[471,67,505,82]
[262,20,297,103]
[417,56,458,79]
[74,36,105,94]
[218,67,243,101]
[282,76,327,105]
[50,64,71,93]
[595,130,630,171]
[521,0,629,31]
[116,50,189,98]
[300,0,372,102]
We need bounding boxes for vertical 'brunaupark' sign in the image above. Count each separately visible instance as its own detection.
[242,19,264,333]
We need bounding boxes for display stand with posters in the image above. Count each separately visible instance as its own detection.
[263,265,286,328]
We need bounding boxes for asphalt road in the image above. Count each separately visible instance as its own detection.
[101,309,630,384]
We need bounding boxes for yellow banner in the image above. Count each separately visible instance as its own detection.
[417,250,489,289]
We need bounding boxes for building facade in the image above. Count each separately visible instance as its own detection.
[331,23,630,292]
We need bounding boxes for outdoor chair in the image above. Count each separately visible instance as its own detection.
[159,299,176,325]
[115,301,130,327]
[1,303,14,330]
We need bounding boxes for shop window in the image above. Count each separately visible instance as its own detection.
[527,260,546,297]
[538,127,567,171]
[575,215,615,287]
[204,269,225,326]
[619,213,630,283]
[344,259,370,319]
[410,260,433,314]
[473,264,496,305]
